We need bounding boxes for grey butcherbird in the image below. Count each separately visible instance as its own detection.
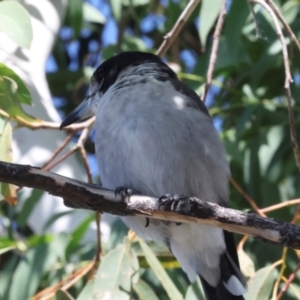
[60,52,247,300]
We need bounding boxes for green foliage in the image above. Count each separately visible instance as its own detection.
[0,63,35,122]
[245,265,278,300]
[0,118,15,204]
[0,1,33,49]
[198,0,222,50]
[0,0,300,299]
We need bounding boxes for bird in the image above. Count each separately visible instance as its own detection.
[60,51,247,300]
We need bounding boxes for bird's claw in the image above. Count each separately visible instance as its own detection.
[115,186,140,203]
[158,194,189,211]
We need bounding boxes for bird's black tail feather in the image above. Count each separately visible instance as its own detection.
[200,230,246,300]
[200,277,245,300]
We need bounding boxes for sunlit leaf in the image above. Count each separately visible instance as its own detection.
[0,119,16,205]
[9,243,59,299]
[281,1,299,23]
[0,76,37,121]
[110,0,122,21]
[0,1,33,49]
[123,0,150,5]
[77,279,94,300]
[0,63,32,105]
[139,239,184,300]
[185,278,205,300]
[133,279,160,300]
[0,245,16,255]
[93,241,139,299]
[198,0,222,50]
[122,34,148,52]
[287,283,300,299]
[238,249,255,278]
[245,265,277,300]
[83,2,106,24]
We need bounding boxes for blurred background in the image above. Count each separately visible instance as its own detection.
[0,0,300,299]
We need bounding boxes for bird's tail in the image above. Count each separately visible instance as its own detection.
[200,231,246,300]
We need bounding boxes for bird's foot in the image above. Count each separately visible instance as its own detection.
[115,186,139,203]
[158,194,191,225]
[115,187,150,227]
[158,194,189,211]
[159,194,214,220]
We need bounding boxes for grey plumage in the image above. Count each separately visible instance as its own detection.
[61,52,247,300]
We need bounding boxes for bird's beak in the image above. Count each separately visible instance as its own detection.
[60,97,96,129]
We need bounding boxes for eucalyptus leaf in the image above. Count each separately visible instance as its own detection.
[198,0,222,50]
[9,243,59,299]
[238,249,255,278]
[0,1,33,49]
[133,279,160,300]
[83,2,106,24]
[139,239,184,300]
[0,76,37,121]
[93,243,138,299]
[0,120,16,205]
[244,265,277,300]
[0,63,32,105]
[110,0,122,21]
[77,279,94,300]
[185,278,205,300]
[66,0,83,38]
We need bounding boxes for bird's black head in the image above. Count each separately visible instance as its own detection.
[91,51,178,95]
[60,51,183,129]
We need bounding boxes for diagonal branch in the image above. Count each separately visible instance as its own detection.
[250,0,300,171]
[202,0,227,102]
[1,161,300,249]
[156,0,201,57]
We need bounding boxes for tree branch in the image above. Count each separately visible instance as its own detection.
[1,161,300,249]
[156,0,200,57]
[202,0,227,102]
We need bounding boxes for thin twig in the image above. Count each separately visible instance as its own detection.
[277,261,300,300]
[61,261,95,292]
[250,0,300,172]
[250,0,293,87]
[266,0,300,52]
[237,235,249,251]
[77,127,93,183]
[202,0,227,102]
[33,261,95,300]
[41,133,75,170]
[260,198,300,214]
[95,211,102,262]
[272,247,288,299]
[286,88,300,170]
[43,121,94,172]
[156,0,201,57]
[247,0,261,38]
[15,134,76,194]
[43,148,77,171]
[0,108,95,132]
[230,177,266,217]
[75,124,103,264]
